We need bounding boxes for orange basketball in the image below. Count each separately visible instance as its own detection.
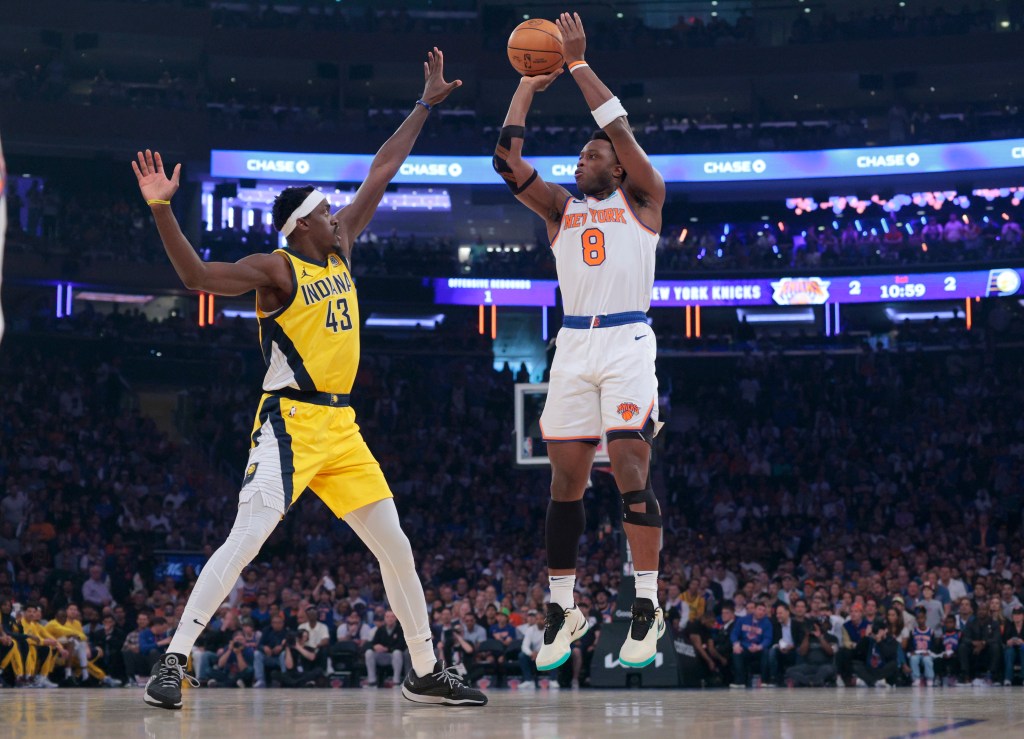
[507,19,563,76]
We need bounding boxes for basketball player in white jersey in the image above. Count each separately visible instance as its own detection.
[493,12,666,672]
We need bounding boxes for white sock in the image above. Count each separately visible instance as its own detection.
[634,570,658,605]
[549,575,576,611]
[168,495,280,657]
[345,499,436,678]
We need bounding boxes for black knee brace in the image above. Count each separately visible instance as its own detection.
[546,499,585,569]
[606,417,657,446]
[621,478,662,528]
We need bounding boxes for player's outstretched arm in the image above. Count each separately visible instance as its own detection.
[556,12,665,209]
[493,72,573,228]
[335,48,461,252]
[132,150,289,297]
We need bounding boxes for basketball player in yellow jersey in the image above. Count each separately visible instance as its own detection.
[493,13,668,673]
[133,49,485,709]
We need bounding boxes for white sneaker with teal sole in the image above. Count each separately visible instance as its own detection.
[536,603,589,671]
[618,598,665,668]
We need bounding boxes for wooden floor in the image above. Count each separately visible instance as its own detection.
[1,686,1022,738]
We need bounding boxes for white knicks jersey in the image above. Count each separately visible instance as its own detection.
[551,188,658,316]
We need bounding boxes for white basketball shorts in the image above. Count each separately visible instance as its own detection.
[540,321,659,442]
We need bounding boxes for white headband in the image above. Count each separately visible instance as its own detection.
[280,191,327,237]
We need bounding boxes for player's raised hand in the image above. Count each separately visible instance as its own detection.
[556,12,587,63]
[520,67,564,92]
[421,47,462,106]
[132,149,180,203]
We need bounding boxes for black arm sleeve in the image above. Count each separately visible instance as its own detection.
[492,125,538,195]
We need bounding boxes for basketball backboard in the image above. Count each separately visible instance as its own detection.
[514,382,610,467]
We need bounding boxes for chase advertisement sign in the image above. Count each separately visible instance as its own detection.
[213,137,1024,185]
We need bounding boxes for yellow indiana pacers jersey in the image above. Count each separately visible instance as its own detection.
[257,248,359,393]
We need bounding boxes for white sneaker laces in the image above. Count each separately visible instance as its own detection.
[156,656,200,689]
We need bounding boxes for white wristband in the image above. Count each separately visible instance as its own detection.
[591,96,628,129]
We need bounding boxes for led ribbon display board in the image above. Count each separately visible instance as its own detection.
[433,268,1023,307]
[212,138,1024,185]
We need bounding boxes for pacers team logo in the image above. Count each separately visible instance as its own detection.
[616,402,641,422]
[329,256,340,267]
[771,277,831,305]
[242,462,259,487]
[987,268,1021,296]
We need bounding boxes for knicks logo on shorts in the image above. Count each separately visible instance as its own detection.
[242,462,259,487]
[616,402,641,421]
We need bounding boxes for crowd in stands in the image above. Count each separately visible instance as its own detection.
[4,1,1024,156]
[7,174,1024,278]
[36,0,1024,46]
[2,300,1024,690]
[209,205,1024,278]
[5,48,1024,156]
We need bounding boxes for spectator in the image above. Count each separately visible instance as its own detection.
[954,598,973,631]
[935,615,962,686]
[442,612,476,671]
[337,611,374,648]
[566,598,599,689]
[682,579,706,621]
[254,613,288,687]
[298,606,330,654]
[939,567,968,604]
[81,566,113,610]
[89,613,126,684]
[279,629,322,688]
[593,590,615,623]
[0,486,29,527]
[516,609,544,689]
[785,614,838,687]
[460,612,487,649]
[364,610,405,687]
[908,607,937,687]
[917,585,945,631]
[837,603,870,684]
[769,603,801,684]
[488,610,517,647]
[730,600,772,687]
[207,630,254,688]
[852,620,899,687]
[1000,582,1023,619]
[683,610,727,687]
[664,584,688,627]
[958,601,1001,685]
[1002,607,1024,686]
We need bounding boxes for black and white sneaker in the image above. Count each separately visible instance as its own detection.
[618,598,665,669]
[536,603,588,671]
[144,653,199,710]
[402,661,488,706]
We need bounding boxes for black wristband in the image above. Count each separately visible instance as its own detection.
[500,125,526,139]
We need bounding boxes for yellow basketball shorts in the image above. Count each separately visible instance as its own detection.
[243,393,392,518]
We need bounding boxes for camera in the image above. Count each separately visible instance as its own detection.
[284,631,298,647]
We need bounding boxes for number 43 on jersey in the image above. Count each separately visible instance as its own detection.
[325,298,352,332]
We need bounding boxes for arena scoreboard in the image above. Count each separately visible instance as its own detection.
[433,267,1023,307]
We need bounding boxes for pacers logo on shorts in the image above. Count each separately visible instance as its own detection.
[242,462,259,488]
[616,402,641,422]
